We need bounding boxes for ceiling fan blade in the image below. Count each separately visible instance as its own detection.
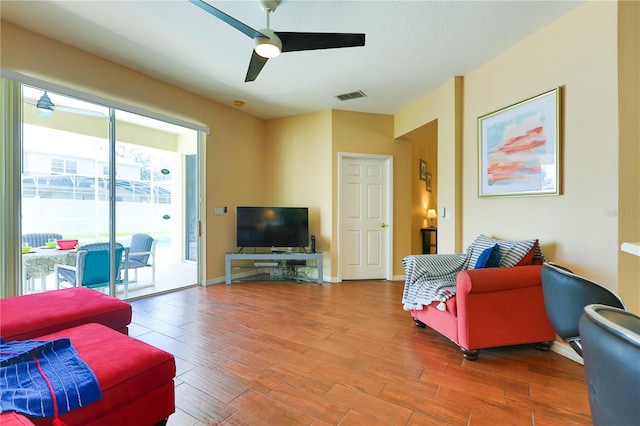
[189,0,266,39]
[55,106,107,118]
[245,50,269,82]
[277,32,365,52]
[35,110,53,119]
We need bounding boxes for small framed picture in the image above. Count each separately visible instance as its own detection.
[419,159,427,181]
[426,173,432,192]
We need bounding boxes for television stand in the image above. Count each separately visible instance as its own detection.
[225,252,323,284]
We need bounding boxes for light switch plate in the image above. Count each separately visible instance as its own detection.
[214,207,225,216]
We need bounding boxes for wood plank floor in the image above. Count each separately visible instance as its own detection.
[128,280,592,425]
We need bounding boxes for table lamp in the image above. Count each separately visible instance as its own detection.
[427,209,437,228]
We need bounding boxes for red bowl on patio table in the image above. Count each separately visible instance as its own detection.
[57,239,78,250]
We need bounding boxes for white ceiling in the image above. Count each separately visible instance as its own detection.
[1,0,581,120]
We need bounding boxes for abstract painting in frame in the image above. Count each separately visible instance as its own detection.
[478,87,560,197]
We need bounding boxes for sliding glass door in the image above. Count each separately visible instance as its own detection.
[113,110,198,298]
[21,86,112,294]
[19,85,199,299]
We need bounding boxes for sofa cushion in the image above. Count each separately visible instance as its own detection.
[30,323,175,426]
[0,288,132,342]
[515,240,539,266]
[467,235,537,269]
[474,244,500,269]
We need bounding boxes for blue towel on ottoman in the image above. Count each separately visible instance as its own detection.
[0,337,102,420]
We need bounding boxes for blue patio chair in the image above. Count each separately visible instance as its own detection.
[126,234,156,286]
[54,243,128,294]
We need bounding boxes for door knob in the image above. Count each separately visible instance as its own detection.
[381,223,388,228]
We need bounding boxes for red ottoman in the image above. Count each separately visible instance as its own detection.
[1,288,132,341]
[28,323,176,426]
[0,412,35,425]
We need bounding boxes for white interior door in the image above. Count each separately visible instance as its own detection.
[340,154,392,280]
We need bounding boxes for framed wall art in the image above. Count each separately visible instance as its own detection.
[478,87,561,197]
[426,173,432,192]
[419,159,427,181]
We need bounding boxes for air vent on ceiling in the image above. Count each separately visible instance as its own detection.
[336,90,367,101]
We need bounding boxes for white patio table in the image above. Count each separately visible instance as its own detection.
[22,247,77,292]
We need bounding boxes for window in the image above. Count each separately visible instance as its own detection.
[51,158,77,174]
[66,160,77,174]
[51,159,64,173]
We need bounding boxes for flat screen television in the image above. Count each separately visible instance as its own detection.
[236,206,309,249]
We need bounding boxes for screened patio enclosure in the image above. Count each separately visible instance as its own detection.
[19,85,200,299]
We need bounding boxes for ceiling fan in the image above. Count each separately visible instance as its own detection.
[31,91,107,119]
[189,0,365,82]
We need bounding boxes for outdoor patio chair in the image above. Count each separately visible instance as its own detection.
[22,233,63,248]
[126,233,156,287]
[55,243,128,296]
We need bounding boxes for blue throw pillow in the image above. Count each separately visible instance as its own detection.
[474,244,500,269]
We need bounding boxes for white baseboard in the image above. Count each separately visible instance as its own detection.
[205,270,331,286]
[551,341,583,365]
[204,276,226,285]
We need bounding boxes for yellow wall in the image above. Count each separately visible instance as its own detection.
[395,77,463,254]
[1,21,266,281]
[395,1,639,313]
[264,111,332,272]
[463,1,620,287]
[404,120,438,255]
[331,110,410,279]
[266,110,408,280]
[617,0,640,312]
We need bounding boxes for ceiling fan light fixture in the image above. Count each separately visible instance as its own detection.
[36,92,55,111]
[254,29,282,58]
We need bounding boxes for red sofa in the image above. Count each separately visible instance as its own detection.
[0,288,175,426]
[411,265,555,360]
[403,235,556,360]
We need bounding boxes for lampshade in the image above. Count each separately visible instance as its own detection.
[254,29,282,58]
[427,209,437,228]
